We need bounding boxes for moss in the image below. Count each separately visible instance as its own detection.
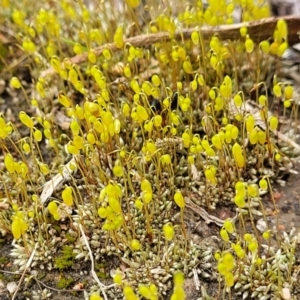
[96,270,108,279]
[54,245,76,270]
[52,224,61,235]
[37,272,46,280]
[0,0,297,299]
[95,262,109,279]
[65,233,77,243]
[0,256,8,264]
[56,276,74,289]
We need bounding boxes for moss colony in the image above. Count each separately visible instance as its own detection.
[1,0,300,299]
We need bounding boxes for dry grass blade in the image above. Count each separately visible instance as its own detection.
[11,243,38,300]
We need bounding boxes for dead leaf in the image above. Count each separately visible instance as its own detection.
[191,164,199,181]
[7,282,17,294]
[40,158,77,204]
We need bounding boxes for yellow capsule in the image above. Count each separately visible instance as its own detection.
[10,77,21,89]
[174,190,185,208]
[240,26,247,37]
[259,40,270,54]
[73,135,84,149]
[87,132,96,144]
[124,65,131,78]
[58,92,71,107]
[127,0,140,8]
[275,153,281,161]
[151,74,161,87]
[163,223,174,241]
[19,111,33,129]
[62,187,73,206]
[183,60,193,74]
[102,48,111,60]
[220,228,229,241]
[234,194,245,208]
[22,142,30,154]
[191,31,199,45]
[113,165,123,177]
[212,134,222,150]
[245,38,254,53]
[136,105,148,122]
[273,84,282,97]
[40,163,49,175]
[257,130,266,144]
[113,27,124,48]
[225,272,234,287]
[67,143,79,155]
[224,219,234,234]
[248,184,258,197]
[233,94,242,107]
[259,178,268,190]
[269,116,278,131]
[284,100,292,108]
[263,231,271,240]
[284,85,293,100]
[248,240,258,253]
[209,89,216,100]
[70,120,80,135]
[5,154,15,173]
[131,239,141,250]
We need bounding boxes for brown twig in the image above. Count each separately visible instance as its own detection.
[40,16,300,79]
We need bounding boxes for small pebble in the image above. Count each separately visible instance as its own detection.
[281,205,291,213]
[273,192,281,201]
[282,287,291,300]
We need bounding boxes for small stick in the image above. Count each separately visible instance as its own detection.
[185,196,238,227]
[40,16,300,79]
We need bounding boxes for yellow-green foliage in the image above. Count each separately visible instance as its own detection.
[54,245,76,270]
[0,0,298,299]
